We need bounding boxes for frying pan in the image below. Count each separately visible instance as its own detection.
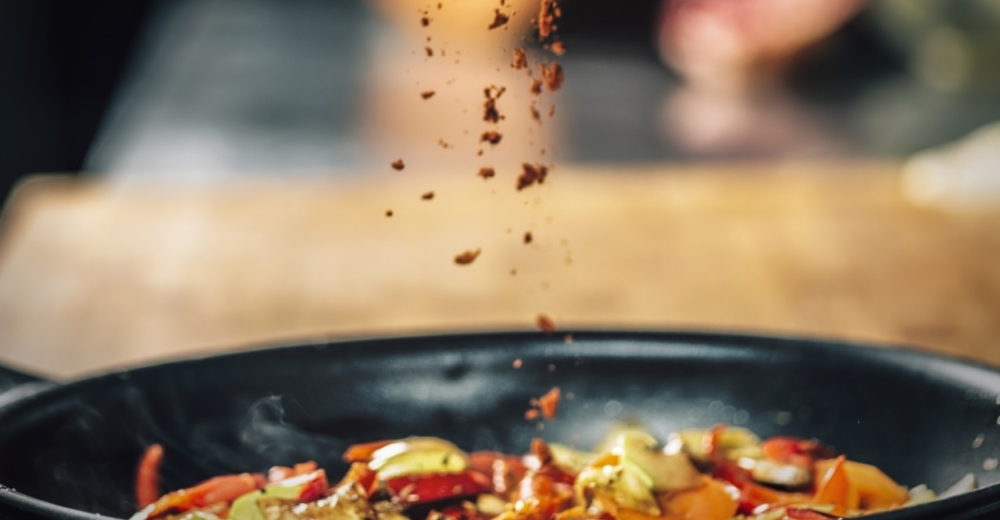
[2,331,1000,520]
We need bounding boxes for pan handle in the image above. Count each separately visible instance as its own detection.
[0,363,58,409]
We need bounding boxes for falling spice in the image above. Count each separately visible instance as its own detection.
[529,79,543,95]
[538,0,561,39]
[391,159,405,170]
[530,103,542,123]
[549,41,566,55]
[527,387,560,421]
[421,90,436,99]
[438,139,452,149]
[513,358,523,369]
[483,85,506,123]
[539,387,560,419]
[523,231,533,244]
[548,105,556,118]
[512,48,528,69]
[385,209,393,217]
[425,47,434,57]
[488,9,509,30]
[481,131,503,145]
[421,191,435,200]
[421,16,430,27]
[454,248,482,265]
[536,313,555,334]
[477,167,496,180]
[540,62,564,91]
[517,163,548,190]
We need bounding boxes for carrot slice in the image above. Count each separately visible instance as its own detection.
[135,444,164,509]
[813,456,859,515]
[815,458,908,510]
[660,477,739,520]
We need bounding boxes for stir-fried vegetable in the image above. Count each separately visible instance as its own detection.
[131,424,976,520]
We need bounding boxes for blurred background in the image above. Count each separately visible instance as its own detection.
[2,0,1000,379]
[4,0,1000,196]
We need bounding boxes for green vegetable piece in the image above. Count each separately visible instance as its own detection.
[617,431,701,492]
[229,491,266,520]
[369,437,468,479]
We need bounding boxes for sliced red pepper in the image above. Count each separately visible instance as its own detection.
[147,473,263,518]
[339,462,377,494]
[271,469,328,503]
[135,444,164,509]
[761,437,833,468]
[711,459,811,515]
[384,471,491,505]
[469,451,527,495]
[267,460,320,483]
[343,440,394,463]
[785,508,837,519]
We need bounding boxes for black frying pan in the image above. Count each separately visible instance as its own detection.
[1,331,1000,520]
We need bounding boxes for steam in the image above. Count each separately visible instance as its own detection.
[233,395,345,466]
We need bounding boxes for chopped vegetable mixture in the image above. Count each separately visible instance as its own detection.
[131,425,975,520]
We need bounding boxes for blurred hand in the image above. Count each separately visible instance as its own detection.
[658,0,867,91]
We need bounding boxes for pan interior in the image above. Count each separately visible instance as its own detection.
[0,332,998,518]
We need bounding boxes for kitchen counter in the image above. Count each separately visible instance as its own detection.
[1,161,999,379]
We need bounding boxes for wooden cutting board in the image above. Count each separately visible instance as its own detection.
[1,161,999,379]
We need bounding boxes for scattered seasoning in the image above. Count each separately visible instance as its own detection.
[512,48,528,69]
[438,139,452,149]
[517,163,548,190]
[540,62,564,91]
[425,47,434,57]
[421,90,436,99]
[549,41,566,55]
[523,231,533,244]
[548,105,556,117]
[529,79,543,95]
[483,85,506,123]
[537,387,560,419]
[488,9,509,30]
[421,191,435,200]
[536,313,555,333]
[525,409,540,420]
[531,438,554,465]
[454,248,482,265]
[539,0,562,39]
[391,159,405,170]
[476,149,484,156]
[477,167,496,180]
[385,209,393,217]
[530,103,542,123]
[481,131,503,145]
[513,358,523,369]
[421,16,430,27]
